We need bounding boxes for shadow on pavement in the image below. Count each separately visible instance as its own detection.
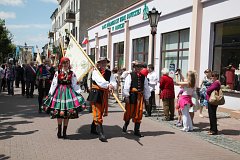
[0,154,10,160]
[193,122,209,131]
[0,118,38,140]
[67,124,175,145]
[0,94,49,119]
[220,129,240,136]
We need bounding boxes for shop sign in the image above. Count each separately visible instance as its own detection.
[169,63,175,78]
[101,3,150,32]
[142,3,149,20]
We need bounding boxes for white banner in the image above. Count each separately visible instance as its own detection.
[65,37,92,81]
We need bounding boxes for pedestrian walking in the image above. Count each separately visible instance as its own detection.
[120,68,130,101]
[87,57,116,142]
[159,68,175,121]
[122,60,151,137]
[25,61,36,98]
[112,67,120,100]
[0,64,4,93]
[15,62,21,88]
[36,59,55,113]
[206,71,221,135]
[146,64,158,117]
[175,69,196,132]
[20,64,26,96]
[199,69,212,117]
[1,64,6,92]
[6,62,15,95]
[43,57,85,139]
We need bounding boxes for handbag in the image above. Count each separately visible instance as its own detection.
[209,89,225,105]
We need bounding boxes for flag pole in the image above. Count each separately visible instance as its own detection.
[68,32,126,112]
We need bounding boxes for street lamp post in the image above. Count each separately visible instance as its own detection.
[147,8,161,65]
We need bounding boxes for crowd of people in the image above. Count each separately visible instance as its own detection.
[0,56,223,142]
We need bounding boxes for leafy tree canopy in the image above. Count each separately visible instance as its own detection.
[0,19,16,64]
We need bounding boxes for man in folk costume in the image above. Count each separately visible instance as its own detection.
[88,57,117,142]
[36,59,55,113]
[122,60,151,137]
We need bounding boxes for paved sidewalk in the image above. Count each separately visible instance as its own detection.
[154,95,240,153]
[0,88,239,160]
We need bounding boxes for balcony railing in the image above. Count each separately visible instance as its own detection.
[65,11,75,23]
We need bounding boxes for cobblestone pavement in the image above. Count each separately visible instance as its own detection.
[0,88,239,160]
[148,109,240,154]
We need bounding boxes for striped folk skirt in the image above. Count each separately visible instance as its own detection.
[43,84,85,119]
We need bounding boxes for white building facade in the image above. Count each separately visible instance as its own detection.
[51,0,79,48]
[87,0,240,110]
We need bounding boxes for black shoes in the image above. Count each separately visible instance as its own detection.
[57,125,62,138]
[134,123,144,137]
[57,125,68,139]
[162,117,174,121]
[63,126,68,139]
[97,124,107,142]
[122,121,129,133]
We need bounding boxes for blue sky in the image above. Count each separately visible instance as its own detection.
[0,0,57,51]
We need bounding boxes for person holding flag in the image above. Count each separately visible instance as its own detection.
[64,31,124,141]
[43,57,85,139]
[88,57,117,142]
[122,60,151,137]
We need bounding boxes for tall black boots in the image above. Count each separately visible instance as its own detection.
[122,121,130,133]
[57,124,62,138]
[90,121,98,135]
[97,124,107,142]
[57,125,68,139]
[134,123,144,137]
[63,126,68,139]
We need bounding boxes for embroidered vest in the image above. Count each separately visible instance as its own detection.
[130,72,145,92]
[58,70,73,85]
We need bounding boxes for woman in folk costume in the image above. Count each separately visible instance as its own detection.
[87,57,116,142]
[122,60,151,137]
[43,57,85,139]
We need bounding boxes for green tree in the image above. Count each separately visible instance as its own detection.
[0,19,16,63]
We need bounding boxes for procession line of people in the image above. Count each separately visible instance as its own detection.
[0,55,223,142]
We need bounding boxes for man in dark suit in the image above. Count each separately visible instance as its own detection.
[20,64,26,96]
[25,61,36,98]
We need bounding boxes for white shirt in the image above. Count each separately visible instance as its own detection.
[147,71,158,92]
[123,73,151,100]
[49,71,82,95]
[120,70,131,81]
[91,69,117,90]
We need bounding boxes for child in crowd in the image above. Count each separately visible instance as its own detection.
[175,89,183,127]
[175,70,196,132]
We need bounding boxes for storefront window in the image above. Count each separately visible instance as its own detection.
[113,42,124,69]
[133,36,149,64]
[161,29,190,79]
[213,18,240,92]
[90,48,95,63]
[100,45,107,57]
